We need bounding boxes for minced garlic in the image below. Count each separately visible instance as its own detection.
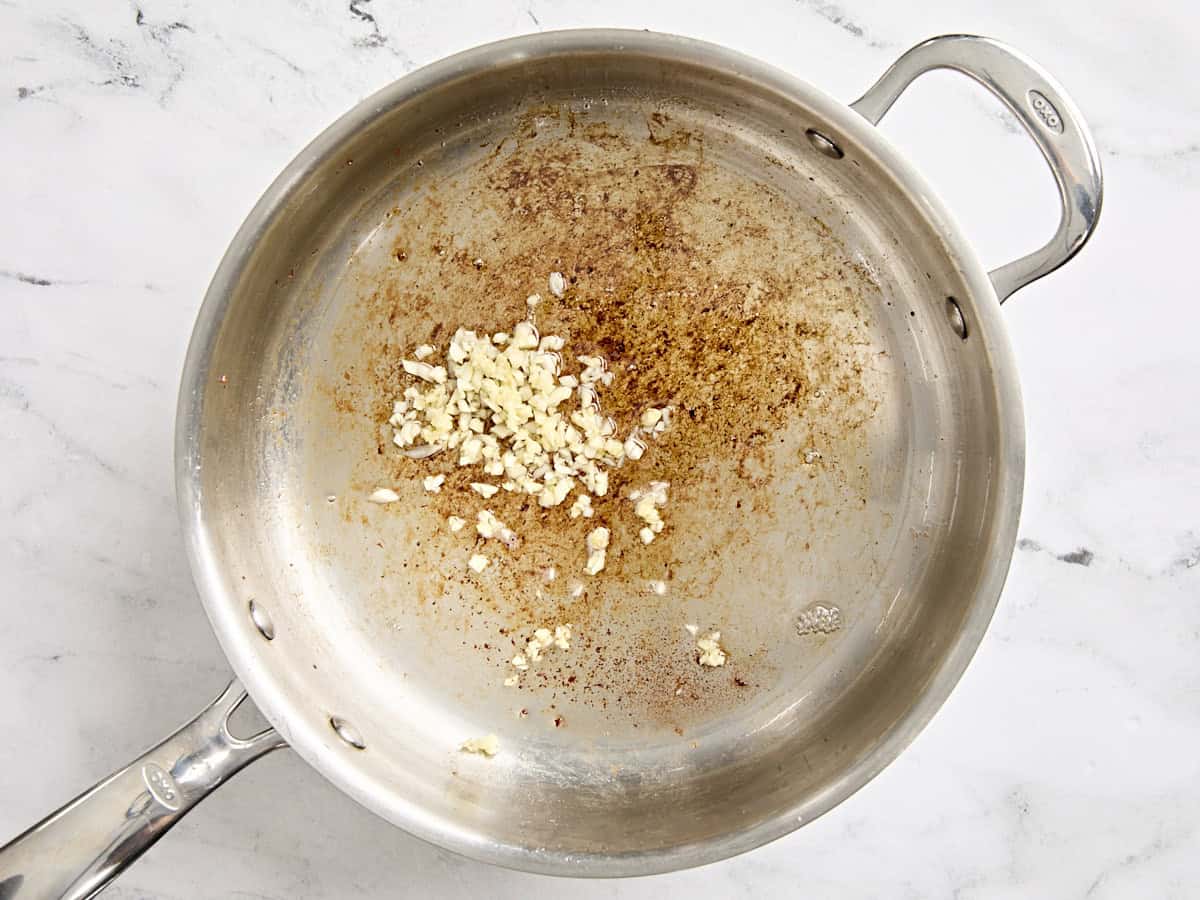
[400,359,446,384]
[525,628,554,662]
[475,509,504,539]
[388,295,684,597]
[505,623,571,686]
[584,526,609,575]
[389,316,666,516]
[460,734,500,756]
[630,481,669,544]
[697,632,726,667]
[569,493,594,518]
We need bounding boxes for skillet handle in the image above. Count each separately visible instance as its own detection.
[850,34,1103,303]
[0,681,283,900]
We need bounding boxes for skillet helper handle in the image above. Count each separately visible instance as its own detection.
[850,34,1103,303]
[0,681,282,900]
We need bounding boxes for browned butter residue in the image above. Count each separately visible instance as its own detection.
[322,104,882,728]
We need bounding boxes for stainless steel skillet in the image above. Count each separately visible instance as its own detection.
[0,30,1101,897]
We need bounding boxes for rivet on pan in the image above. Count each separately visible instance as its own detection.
[805,128,844,160]
[945,297,969,340]
[330,716,366,750]
[247,600,275,641]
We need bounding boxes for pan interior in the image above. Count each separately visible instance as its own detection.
[191,39,1014,866]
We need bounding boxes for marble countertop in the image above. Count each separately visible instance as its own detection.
[2,1,1197,897]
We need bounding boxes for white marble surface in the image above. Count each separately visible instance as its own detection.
[2,1,1198,896]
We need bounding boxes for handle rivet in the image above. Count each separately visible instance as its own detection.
[330,716,366,750]
[805,128,844,159]
[945,297,968,340]
[248,600,275,641]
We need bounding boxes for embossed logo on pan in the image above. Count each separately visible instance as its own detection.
[142,763,181,810]
[1028,90,1064,134]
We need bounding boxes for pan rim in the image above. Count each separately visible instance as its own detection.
[175,27,1025,877]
